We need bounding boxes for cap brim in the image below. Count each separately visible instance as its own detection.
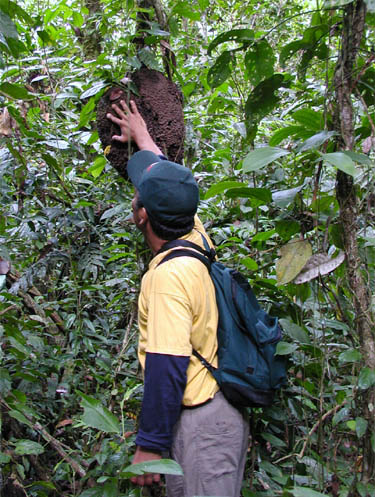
[127,150,162,188]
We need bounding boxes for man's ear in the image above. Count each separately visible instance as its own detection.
[138,207,148,227]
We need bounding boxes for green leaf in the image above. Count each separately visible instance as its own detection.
[323,0,354,7]
[15,440,44,456]
[0,82,33,100]
[332,407,350,426]
[347,420,356,431]
[251,229,276,242]
[0,452,10,463]
[172,2,201,21]
[291,486,329,497]
[272,181,308,208]
[138,47,161,71]
[269,126,305,146]
[88,156,106,178]
[261,432,287,448]
[275,220,300,240]
[0,10,18,39]
[225,187,272,204]
[80,394,121,433]
[204,181,246,199]
[279,319,311,344]
[245,40,275,86]
[276,240,312,285]
[80,81,107,99]
[121,459,183,477]
[245,74,286,127]
[356,417,368,438]
[280,40,306,66]
[296,130,336,153]
[8,410,32,427]
[292,109,323,131]
[322,152,356,176]
[338,348,362,363]
[207,28,254,55]
[243,147,290,172]
[275,341,299,355]
[0,368,12,395]
[358,368,375,390]
[207,51,234,88]
[242,257,258,271]
[343,151,372,165]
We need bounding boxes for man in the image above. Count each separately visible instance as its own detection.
[107,101,249,497]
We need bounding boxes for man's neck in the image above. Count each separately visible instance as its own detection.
[144,224,168,255]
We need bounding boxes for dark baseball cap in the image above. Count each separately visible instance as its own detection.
[127,151,199,224]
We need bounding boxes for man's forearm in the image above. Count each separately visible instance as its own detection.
[136,352,189,452]
[135,134,163,155]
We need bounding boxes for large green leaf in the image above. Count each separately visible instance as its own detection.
[172,2,201,21]
[207,28,254,55]
[0,10,18,39]
[243,146,290,172]
[276,240,312,285]
[121,459,183,477]
[275,219,300,240]
[295,130,336,153]
[302,25,329,45]
[279,319,311,344]
[269,126,305,146]
[356,417,368,439]
[207,50,234,88]
[245,73,286,126]
[204,181,246,199]
[292,109,324,131]
[291,487,329,497]
[138,47,161,71]
[15,440,44,456]
[88,156,106,178]
[280,40,307,66]
[80,394,121,433]
[322,152,356,176]
[0,452,10,464]
[261,433,287,448]
[245,40,275,86]
[0,368,11,395]
[344,151,372,165]
[358,368,375,389]
[275,342,299,355]
[323,0,354,7]
[225,187,272,204]
[0,82,33,100]
[338,348,362,363]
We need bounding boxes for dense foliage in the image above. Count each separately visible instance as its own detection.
[1,0,375,496]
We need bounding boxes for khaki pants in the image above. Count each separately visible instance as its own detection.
[166,391,249,497]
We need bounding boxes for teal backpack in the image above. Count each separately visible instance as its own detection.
[158,236,287,408]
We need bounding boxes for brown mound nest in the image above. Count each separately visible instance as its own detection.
[96,67,185,180]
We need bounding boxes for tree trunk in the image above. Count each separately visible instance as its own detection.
[333,0,375,487]
[73,0,102,59]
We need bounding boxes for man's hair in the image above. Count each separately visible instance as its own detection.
[136,195,194,241]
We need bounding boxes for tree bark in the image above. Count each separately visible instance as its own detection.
[333,0,375,487]
[73,0,103,59]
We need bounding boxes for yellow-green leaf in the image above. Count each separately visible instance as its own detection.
[276,240,312,285]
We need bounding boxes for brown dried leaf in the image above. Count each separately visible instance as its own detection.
[294,251,345,284]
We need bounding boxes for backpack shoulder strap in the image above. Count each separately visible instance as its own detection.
[159,248,211,271]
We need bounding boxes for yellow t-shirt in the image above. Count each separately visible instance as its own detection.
[137,216,219,406]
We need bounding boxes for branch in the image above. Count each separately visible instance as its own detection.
[297,400,347,459]
[1,398,87,478]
